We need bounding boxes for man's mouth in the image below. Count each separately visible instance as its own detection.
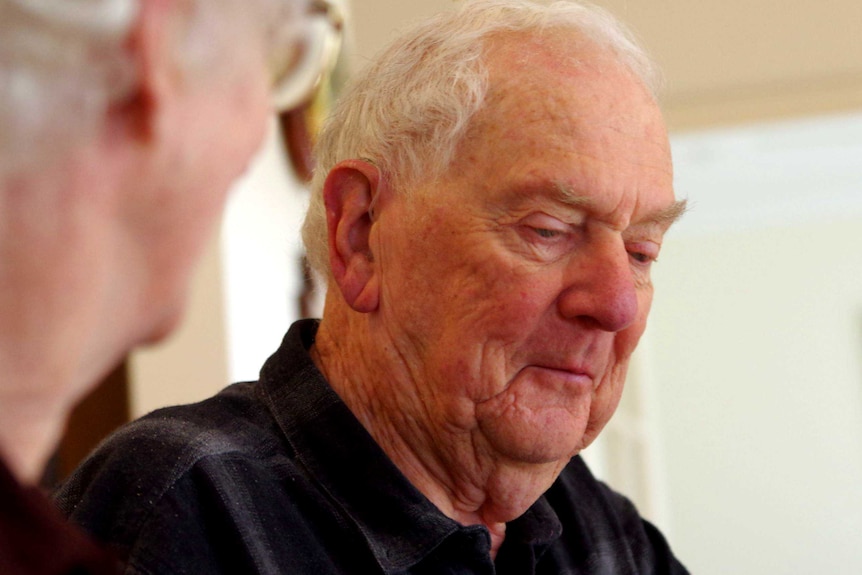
[522,364,596,393]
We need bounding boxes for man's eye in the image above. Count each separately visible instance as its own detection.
[626,242,660,265]
[532,227,562,239]
[629,251,654,264]
[523,215,570,241]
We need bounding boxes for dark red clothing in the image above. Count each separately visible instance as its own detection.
[0,458,118,574]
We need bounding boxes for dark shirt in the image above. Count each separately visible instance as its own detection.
[56,320,688,574]
[0,456,119,574]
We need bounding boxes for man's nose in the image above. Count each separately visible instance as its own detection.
[557,236,639,332]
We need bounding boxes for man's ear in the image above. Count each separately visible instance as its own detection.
[119,0,177,141]
[323,160,385,313]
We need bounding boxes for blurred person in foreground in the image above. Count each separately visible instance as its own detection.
[58,0,689,573]
[0,0,322,571]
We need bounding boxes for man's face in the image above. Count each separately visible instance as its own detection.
[373,37,680,467]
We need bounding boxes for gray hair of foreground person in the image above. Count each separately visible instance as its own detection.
[301,0,662,278]
[0,0,301,177]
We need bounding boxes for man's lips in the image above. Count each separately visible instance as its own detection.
[531,359,595,379]
[521,364,596,392]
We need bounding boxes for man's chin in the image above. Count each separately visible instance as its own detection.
[475,379,593,464]
[477,411,588,466]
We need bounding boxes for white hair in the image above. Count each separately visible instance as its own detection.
[301,0,662,279]
[0,0,303,176]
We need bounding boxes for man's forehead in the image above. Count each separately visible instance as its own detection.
[473,34,661,144]
[439,29,677,230]
[484,28,597,69]
[483,29,629,94]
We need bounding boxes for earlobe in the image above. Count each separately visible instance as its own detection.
[323,160,385,313]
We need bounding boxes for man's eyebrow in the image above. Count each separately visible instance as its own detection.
[642,199,688,228]
[549,182,688,228]
[549,183,594,209]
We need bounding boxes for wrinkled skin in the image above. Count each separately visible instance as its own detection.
[376,38,677,465]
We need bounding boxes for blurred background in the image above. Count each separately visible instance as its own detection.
[58,1,862,574]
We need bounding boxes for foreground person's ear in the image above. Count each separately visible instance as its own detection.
[323,159,383,313]
[118,0,178,142]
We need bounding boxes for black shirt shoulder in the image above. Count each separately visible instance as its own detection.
[55,382,286,558]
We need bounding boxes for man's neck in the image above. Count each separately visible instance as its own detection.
[311,312,565,557]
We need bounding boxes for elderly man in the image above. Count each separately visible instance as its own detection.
[58,0,689,573]
[0,0,319,572]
